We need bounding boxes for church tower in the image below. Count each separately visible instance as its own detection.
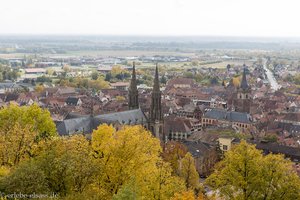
[128,62,139,110]
[235,65,251,113]
[149,64,164,141]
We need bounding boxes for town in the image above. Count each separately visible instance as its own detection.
[1,36,300,176]
[1,0,300,198]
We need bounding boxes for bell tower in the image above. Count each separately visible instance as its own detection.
[235,65,251,113]
[149,63,164,141]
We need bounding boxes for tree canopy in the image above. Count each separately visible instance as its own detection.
[206,140,300,200]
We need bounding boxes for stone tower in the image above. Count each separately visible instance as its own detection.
[235,65,251,113]
[149,63,164,141]
[128,62,139,110]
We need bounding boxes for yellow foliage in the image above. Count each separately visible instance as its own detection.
[92,125,162,196]
[171,190,195,200]
[206,140,300,200]
[179,153,200,190]
[92,124,186,199]
[0,123,38,166]
[34,84,45,93]
[232,77,241,88]
[116,96,125,101]
[111,66,126,77]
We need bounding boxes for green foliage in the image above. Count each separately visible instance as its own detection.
[59,76,110,90]
[206,140,300,200]
[179,153,200,190]
[91,71,99,80]
[0,160,50,194]
[0,135,97,197]
[0,103,57,139]
[0,65,19,82]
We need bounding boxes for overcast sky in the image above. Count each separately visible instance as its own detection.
[1,0,300,37]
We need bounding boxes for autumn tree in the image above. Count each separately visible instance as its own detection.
[179,153,200,190]
[92,125,161,197]
[0,123,38,166]
[0,103,57,139]
[34,84,45,93]
[0,135,97,197]
[206,140,300,200]
[0,104,57,166]
[92,124,187,199]
[162,141,188,175]
[91,71,99,80]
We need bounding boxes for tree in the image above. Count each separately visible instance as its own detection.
[205,141,300,200]
[116,96,125,102]
[140,160,185,200]
[0,123,38,166]
[0,135,98,197]
[0,104,57,140]
[92,125,162,197]
[91,71,99,80]
[226,64,231,71]
[162,141,188,175]
[232,77,241,88]
[179,153,200,190]
[161,75,167,84]
[92,125,186,199]
[34,84,45,93]
[210,77,219,85]
[105,73,112,81]
[0,159,50,194]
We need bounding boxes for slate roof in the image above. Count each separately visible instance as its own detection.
[56,116,92,136]
[183,140,212,158]
[56,109,147,135]
[204,108,251,124]
[94,109,147,125]
[254,142,300,161]
[65,97,80,105]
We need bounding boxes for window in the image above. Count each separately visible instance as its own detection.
[223,145,228,151]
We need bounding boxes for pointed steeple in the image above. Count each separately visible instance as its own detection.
[128,62,139,109]
[153,63,160,92]
[150,63,163,122]
[149,63,164,141]
[240,65,249,90]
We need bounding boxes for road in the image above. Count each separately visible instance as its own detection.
[262,59,281,91]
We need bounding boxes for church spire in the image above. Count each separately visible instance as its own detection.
[150,63,163,122]
[240,64,249,90]
[153,63,160,92]
[128,61,139,109]
[149,63,164,140]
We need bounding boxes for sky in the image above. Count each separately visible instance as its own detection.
[1,0,300,37]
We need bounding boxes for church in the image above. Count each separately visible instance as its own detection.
[233,66,251,113]
[56,62,165,141]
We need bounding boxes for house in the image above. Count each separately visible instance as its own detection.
[97,66,112,74]
[202,108,252,130]
[183,140,218,176]
[164,116,201,141]
[254,141,300,162]
[110,82,129,91]
[218,136,240,152]
[166,77,196,90]
[0,82,23,94]
[55,87,77,96]
[65,97,82,106]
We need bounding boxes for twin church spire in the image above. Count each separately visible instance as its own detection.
[128,62,164,140]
